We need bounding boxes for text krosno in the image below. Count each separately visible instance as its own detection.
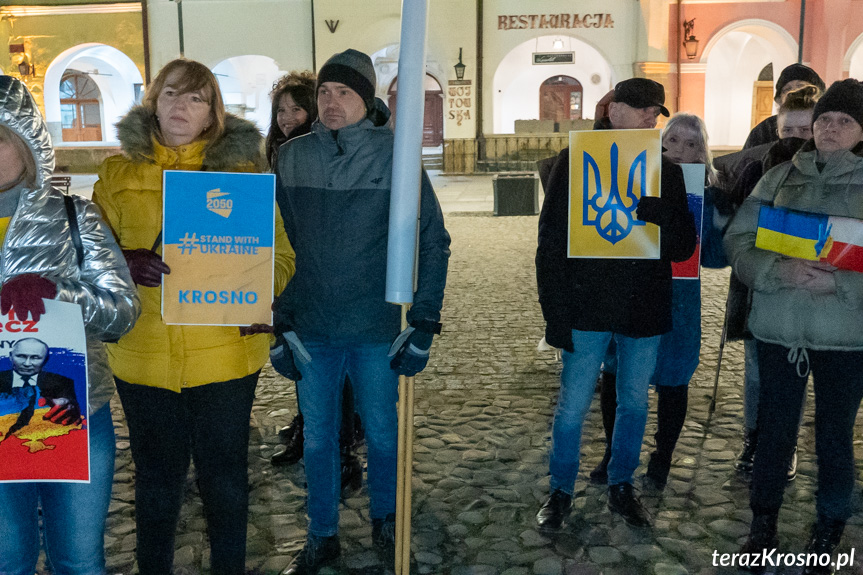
[179,291,258,305]
[498,13,614,30]
[713,549,856,571]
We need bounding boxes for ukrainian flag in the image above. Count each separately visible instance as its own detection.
[755,206,829,261]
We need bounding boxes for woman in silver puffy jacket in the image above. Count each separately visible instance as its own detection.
[0,76,139,575]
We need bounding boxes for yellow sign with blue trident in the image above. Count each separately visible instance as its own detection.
[568,129,662,258]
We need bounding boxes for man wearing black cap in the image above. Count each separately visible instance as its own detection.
[535,77,696,530]
[274,49,451,574]
[744,63,826,149]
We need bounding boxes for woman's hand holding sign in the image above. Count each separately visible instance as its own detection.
[0,274,57,321]
[123,249,171,287]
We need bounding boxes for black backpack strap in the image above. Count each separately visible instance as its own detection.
[63,194,84,268]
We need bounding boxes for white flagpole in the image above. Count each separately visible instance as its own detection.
[385,1,430,573]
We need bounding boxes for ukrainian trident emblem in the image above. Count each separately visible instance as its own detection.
[583,143,646,245]
[567,129,662,259]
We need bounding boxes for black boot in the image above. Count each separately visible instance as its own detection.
[802,515,845,575]
[608,482,651,527]
[352,412,364,447]
[340,445,362,494]
[372,513,396,568]
[644,453,671,492]
[283,534,341,575]
[644,385,688,491]
[739,511,779,573]
[735,427,758,475]
[272,413,304,466]
[590,448,612,485]
[590,372,616,484]
[536,489,573,533]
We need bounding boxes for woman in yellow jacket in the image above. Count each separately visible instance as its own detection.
[92,59,295,575]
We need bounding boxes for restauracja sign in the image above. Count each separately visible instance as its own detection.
[498,14,615,30]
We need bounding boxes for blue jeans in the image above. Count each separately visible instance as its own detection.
[296,341,398,537]
[550,330,660,492]
[0,404,116,575]
[742,338,760,430]
[604,280,701,388]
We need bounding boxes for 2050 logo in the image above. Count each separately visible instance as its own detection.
[206,189,233,218]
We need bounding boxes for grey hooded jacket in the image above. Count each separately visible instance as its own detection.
[0,76,140,414]
[725,145,863,351]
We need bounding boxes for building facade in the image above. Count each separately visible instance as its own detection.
[4,0,863,171]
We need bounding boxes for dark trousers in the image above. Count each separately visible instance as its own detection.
[752,342,863,521]
[116,373,259,575]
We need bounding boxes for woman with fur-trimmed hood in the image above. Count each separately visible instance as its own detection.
[92,59,295,575]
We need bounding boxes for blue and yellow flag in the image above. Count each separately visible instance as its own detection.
[161,171,276,326]
[568,129,662,259]
[755,205,863,272]
[755,206,829,261]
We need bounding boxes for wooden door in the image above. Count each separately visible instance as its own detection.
[423,91,443,146]
[751,80,774,129]
[60,72,103,142]
[388,74,445,146]
[540,76,583,121]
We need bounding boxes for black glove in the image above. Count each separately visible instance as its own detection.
[270,333,301,381]
[123,249,171,287]
[388,326,437,377]
[636,196,672,228]
[239,324,274,336]
[545,322,573,353]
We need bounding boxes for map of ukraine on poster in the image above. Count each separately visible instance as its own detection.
[568,129,661,259]
[162,171,276,326]
[0,300,89,483]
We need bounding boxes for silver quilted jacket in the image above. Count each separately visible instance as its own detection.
[0,76,140,415]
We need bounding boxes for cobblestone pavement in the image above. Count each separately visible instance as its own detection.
[91,213,863,575]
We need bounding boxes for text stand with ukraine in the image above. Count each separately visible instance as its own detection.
[385,1,430,573]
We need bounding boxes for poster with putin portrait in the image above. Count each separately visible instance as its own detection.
[0,300,89,483]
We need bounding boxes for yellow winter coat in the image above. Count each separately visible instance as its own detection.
[92,108,295,392]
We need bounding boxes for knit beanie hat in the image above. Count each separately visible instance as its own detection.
[317,49,376,111]
[775,64,825,101]
[812,79,863,129]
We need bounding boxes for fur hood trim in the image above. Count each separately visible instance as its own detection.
[116,105,265,171]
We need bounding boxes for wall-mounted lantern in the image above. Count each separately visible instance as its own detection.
[9,44,35,77]
[454,47,466,81]
[683,19,699,60]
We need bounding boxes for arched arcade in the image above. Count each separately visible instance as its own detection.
[44,43,143,144]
